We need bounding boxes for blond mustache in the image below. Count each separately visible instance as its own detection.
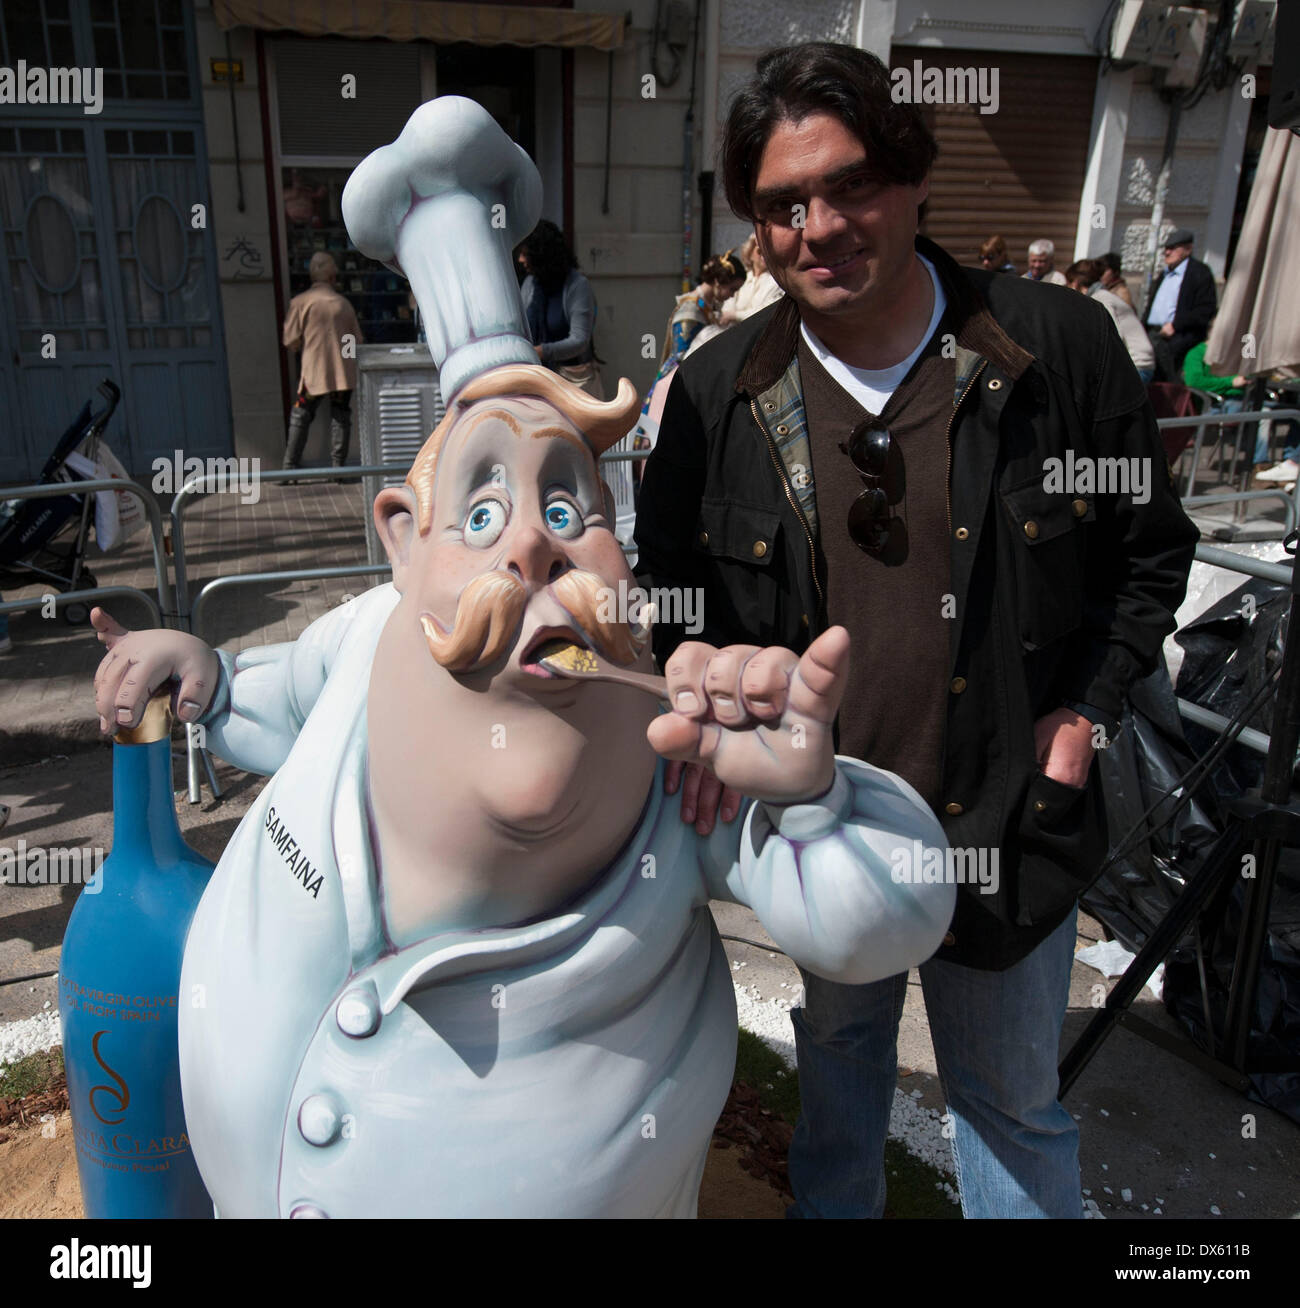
[420,568,647,673]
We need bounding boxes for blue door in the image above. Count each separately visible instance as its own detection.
[0,0,231,481]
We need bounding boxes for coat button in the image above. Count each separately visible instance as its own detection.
[1072,498,1088,518]
[298,1094,343,1147]
[944,801,964,816]
[800,613,809,627]
[764,401,776,411]
[942,931,956,948]
[954,526,969,540]
[699,530,709,546]
[336,981,381,1039]
[987,378,1003,391]
[1023,521,1039,540]
[950,677,967,694]
[776,423,789,435]
[1034,799,1047,813]
[753,540,767,558]
[290,1204,329,1219]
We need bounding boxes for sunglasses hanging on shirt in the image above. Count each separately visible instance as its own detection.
[842,419,909,565]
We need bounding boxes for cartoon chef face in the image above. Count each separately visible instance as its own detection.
[374,365,650,694]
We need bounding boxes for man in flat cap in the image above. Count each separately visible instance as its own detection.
[1145,229,1217,382]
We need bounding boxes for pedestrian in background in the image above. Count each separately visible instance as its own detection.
[1093,251,1134,308]
[978,234,1016,275]
[1144,229,1217,383]
[1023,238,1066,284]
[1065,259,1154,383]
[519,219,605,398]
[282,251,362,475]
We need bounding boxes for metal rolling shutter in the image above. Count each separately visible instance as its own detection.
[893,48,1099,273]
[274,37,424,159]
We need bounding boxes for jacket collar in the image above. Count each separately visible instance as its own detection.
[736,235,1034,397]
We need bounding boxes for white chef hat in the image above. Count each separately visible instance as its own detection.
[342,96,542,403]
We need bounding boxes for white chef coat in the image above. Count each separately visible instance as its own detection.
[178,583,953,1218]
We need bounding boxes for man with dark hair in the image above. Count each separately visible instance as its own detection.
[634,41,1197,1219]
[1144,229,1217,382]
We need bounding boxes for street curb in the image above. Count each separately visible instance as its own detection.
[0,726,107,767]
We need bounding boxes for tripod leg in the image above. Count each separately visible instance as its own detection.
[199,744,223,801]
[1058,822,1244,1096]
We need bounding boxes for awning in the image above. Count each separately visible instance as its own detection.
[213,0,625,52]
[1206,126,1300,378]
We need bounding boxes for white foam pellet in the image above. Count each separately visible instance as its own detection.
[0,1011,63,1067]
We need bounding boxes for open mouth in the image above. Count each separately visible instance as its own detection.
[519,627,589,679]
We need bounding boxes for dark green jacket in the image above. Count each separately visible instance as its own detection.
[635,236,1198,970]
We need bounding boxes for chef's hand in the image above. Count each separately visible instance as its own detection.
[648,626,848,806]
[663,761,744,836]
[91,608,220,734]
[1033,707,1096,789]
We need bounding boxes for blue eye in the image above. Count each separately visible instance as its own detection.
[545,499,582,539]
[463,497,507,548]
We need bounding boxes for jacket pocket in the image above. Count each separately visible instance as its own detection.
[693,498,784,644]
[1014,768,1106,925]
[999,474,1086,650]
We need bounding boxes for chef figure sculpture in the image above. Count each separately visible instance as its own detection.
[90,98,954,1218]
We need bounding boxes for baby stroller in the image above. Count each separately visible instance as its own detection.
[0,379,121,624]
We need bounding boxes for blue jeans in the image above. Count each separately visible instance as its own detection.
[787,908,1081,1218]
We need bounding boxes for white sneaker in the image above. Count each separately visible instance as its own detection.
[1256,459,1300,482]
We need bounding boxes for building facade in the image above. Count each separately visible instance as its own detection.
[0,0,1278,479]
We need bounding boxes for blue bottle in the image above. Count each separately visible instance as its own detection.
[59,695,215,1217]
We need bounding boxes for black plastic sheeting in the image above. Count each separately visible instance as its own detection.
[1081,578,1300,1124]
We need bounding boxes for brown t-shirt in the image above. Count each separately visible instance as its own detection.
[800,326,955,809]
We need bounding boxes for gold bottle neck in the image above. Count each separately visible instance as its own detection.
[113,694,173,746]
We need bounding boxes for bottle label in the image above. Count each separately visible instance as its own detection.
[61,982,193,1177]
[60,976,179,1023]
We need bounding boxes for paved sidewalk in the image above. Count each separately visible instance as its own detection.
[1,478,374,762]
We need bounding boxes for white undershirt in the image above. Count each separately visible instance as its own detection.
[799,254,947,414]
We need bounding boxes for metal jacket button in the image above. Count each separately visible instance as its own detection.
[954,526,969,540]
[753,540,768,558]
[1034,799,1047,813]
[1072,498,1088,517]
[1023,521,1039,539]
[943,931,956,948]
[987,378,1003,391]
[950,677,967,694]
[944,801,964,816]
[776,423,789,435]
[336,981,381,1039]
[699,530,709,546]
[298,1094,343,1147]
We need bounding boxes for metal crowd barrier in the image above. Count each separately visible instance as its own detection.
[0,477,171,628]
[1163,407,1300,520]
